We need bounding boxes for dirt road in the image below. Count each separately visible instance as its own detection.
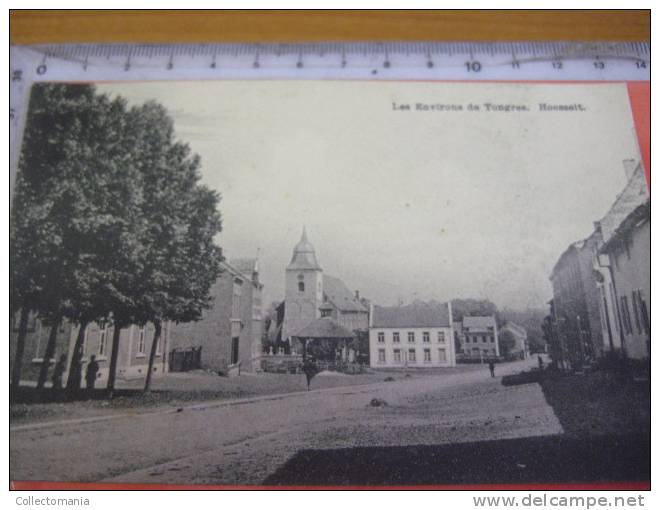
[11,359,562,485]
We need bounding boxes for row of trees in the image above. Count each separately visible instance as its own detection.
[10,83,223,395]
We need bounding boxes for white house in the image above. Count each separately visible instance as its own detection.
[459,315,500,359]
[369,301,456,368]
[499,322,528,358]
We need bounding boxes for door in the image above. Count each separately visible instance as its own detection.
[231,337,240,365]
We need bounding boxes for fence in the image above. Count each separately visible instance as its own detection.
[168,346,202,372]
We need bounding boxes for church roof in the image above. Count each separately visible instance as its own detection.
[372,302,450,328]
[323,275,367,313]
[291,316,355,339]
[287,227,322,271]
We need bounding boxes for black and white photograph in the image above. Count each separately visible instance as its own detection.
[9,79,650,488]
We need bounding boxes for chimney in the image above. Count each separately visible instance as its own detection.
[623,159,637,180]
[355,290,360,301]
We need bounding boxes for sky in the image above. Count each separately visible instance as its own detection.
[98,80,639,310]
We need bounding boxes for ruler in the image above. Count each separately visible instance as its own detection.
[9,41,650,198]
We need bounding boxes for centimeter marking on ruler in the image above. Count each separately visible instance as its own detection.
[9,41,650,197]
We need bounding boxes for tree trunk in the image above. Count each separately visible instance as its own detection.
[10,306,31,392]
[66,321,89,391]
[143,321,162,393]
[106,321,124,395]
[37,317,62,389]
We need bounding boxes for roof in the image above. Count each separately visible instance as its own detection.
[599,161,648,246]
[230,257,257,275]
[323,275,367,313]
[600,200,649,254]
[291,316,355,339]
[501,322,527,337]
[287,227,322,271]
[220,260,247,281]
[372,302,450,328]
[463,315,496,331]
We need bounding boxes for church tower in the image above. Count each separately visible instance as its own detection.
[283,227,323,343]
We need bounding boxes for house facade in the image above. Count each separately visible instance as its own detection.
[169,257,263,374]
[369,301,455,368]
[500,322,528,359]
[547,159,650,366]
[9,312,168,387]
[457,315,500,360]
[596,160,650,360]
[549,232,606,366]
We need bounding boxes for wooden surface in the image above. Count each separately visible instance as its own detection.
[10,10,650,44]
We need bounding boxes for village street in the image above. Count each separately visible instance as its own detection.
[11,358,575,486]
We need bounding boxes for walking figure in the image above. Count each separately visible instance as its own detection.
[52,354,67,390]
[302,357,318,391]
[488,360,495,378]
[85,355,99,392]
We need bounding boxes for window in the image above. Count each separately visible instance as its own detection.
[423,332,430,343]
[298,281,305,292]
[393,332,400,343]
[377,332,385,343]
[482,335,487,343]
[438,348,447,362]
[377,349,386,364]
[490,336,495,343]
[408,349,416,363]
[98,321,108,356]
[407,332,415,343]
[610,283,619,332]
[82,326,89,356]
[232,281,242,319]
[155,325,162,355]
[393,349,401,363]
[423,348,431,363]
[437,331,445,343]
[465,336,470,344]
[138,327,146,355]
[620,296,633,335]
[631,291,642,335]
[635,290,650,335]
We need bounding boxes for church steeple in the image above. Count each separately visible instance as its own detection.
[287,227,322,271]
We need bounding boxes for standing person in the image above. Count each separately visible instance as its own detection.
[538,355,544,371]
[51,354,67,390]
[302,357,318,391]
[69,354,84,394]
[85,355,99,392]
[488,359,496,378]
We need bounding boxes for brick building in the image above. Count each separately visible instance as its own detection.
[549,232,606,366]
[168,257,263,374]
[10,313,168,387]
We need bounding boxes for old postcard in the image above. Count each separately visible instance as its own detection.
[10,80,650,488]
